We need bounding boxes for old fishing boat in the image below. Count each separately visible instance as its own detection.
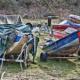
[52,14,80,31]
[0,15,39,69]
[49,27,77,39]
[48,15,80,39]
[40,29,80,61]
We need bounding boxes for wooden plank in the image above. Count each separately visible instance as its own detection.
[47,56,80,59]
[0,58,31,62]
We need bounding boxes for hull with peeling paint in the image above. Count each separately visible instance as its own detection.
[42,30,80,56]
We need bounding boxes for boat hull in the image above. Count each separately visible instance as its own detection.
[43,30,80,56]
[5,35,32,55]
[49,31,67,39]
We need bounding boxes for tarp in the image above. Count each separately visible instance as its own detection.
[0,38,6,56]
[0,29,17,56]
[0,15,32,56]
[0,15,31,34]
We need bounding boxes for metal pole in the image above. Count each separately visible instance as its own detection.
[51,23,53,37]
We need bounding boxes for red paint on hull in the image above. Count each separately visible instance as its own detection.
[52,24,80,31]
[49,31,67,39]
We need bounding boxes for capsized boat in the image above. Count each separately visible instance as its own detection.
[40,30,80,61]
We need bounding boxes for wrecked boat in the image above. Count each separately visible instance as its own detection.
[52,14,80,31]
[49,27,77,39]
[0,15,39,68]
[40,30,80,61]
[40,16,80,61]
[48,15,80,39]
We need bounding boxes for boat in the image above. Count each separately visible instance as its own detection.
[49,14,80,39]
[40,30,80,61]
[0,15,39,69]
[52,14,80,31]
[69,14,80,24]
[5,34,32,55]
[49,27,77,39]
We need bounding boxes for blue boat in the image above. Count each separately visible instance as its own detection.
[40,30,80,61]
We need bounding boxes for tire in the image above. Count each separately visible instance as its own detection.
[26,22,33,29]
[40,52,47,61]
